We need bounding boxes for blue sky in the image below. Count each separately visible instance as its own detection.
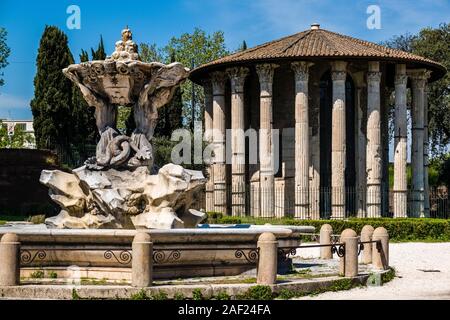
[0,0,449,120]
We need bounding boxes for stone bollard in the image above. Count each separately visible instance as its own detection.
[320,224,333,259]
[0,233,20,286]
[132,232,153,287]
[360,225,374,264]
[257,232,278,285]
[339,229,358,277]
[372,227,389,270]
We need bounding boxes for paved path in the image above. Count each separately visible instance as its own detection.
[294,242,450,300]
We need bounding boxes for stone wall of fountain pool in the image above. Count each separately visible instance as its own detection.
[0,223,314,280]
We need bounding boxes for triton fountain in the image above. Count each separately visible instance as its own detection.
[40,27,206,230]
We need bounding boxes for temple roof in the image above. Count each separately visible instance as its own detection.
[190,25,446,82]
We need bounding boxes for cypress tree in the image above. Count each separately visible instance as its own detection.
[71,45,101,154]
[91,35,106,60]
[30,26,75,150]
[79,49,89,62]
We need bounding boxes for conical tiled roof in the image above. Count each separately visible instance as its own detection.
[190,26,446,82]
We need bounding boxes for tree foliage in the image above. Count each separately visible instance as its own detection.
[162,28,229,130]
[0,27,11,87]
[30,26,75,150]
[382,23,450,154]
[71,36,107,148]
[413,23,450,154]
[139,43,164,63]
[90,35,106,60]
[237,40,248,52]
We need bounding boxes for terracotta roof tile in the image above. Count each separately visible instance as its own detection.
[191,27,446,81]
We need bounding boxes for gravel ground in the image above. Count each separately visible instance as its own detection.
[293,242,450,300]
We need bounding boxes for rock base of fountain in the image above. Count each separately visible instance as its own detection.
[40,164,207,229]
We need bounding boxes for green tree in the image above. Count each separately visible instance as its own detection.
[0,27,11,87]
[139,43,165,62]
[91,35,106,60]
[413,23,450,154]
[116,106,132,134]
[237,40,248,52]
[0,121,34,148]
[69,37,107,159]
[71,43,101,147]
[164,28,229,130]
[30,26,75,151]
[79,49,89,62]
[382,23,450,154]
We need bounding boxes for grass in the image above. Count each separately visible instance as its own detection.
[80,277,108,285]
[29,270,45,279]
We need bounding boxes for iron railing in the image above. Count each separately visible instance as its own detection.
[198,184,450,219]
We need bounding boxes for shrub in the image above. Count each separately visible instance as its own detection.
[27,214,46,224]
[130,290,151,300]
[192,288,204,300]
[173,292,185,300]
[214,291,231,300]
[381,267,396,284]
[29,270,45,279]
[152,291,168,300]
[72,288,81,300]
[206,216,450,242]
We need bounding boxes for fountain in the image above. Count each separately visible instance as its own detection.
[40,27,206,230]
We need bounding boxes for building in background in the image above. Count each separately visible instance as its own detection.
[190,24,446,220]
[0,119,36,149]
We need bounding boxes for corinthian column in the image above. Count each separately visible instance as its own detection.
[424,82,430,217]
[256,63,278,218]
[408,69,428,218]
[227,67,249,216]
[331,61,347,219]
[202,79,214,212]
[291,61,313,219]
[211,71,228,214]
[366,61,382,217]
[393,64,408,218]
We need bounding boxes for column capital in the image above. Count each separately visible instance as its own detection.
[407,69,431,89]
[256,63,278,95]
[331,70,347,82]
[256,63,278,83]
[331,60,348,81]
[291,61,313,82]
[367,71,382,83]
[226,67,249,93]
[394,74,408,86]
[210,71,227,95]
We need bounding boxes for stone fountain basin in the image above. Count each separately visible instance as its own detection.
[0,224,314,279]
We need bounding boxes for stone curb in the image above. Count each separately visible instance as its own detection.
[0,269,391,300]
